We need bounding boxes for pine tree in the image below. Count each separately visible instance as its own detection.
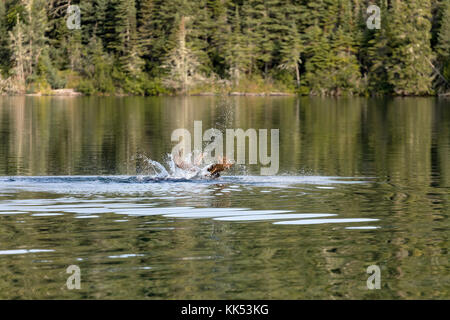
[0,0,447,95]
[0,0,10,75]
[303,23,332,95]
[8,0,48,93]
[187,0,213,75]
[145,0,189,76]
[437,0,450,85]
[83,35,115,93]
[329,27,362,95]
[27,0,48,79]
[278,20,303,88]
[93,0,109,39]
[258,0,274,77]
[241,0,275,78]
[207,0,230,77]
[301,0,358,95]
[386,0,434,95]
[273,0,304,88]
[225,5,247,84]
[437,0,450,58]
[136,0,153,61]
[8,12,28,92]
[364,0,392,94]
[328,0,362,95]
[104,0,143,75]
[162,16,204,93]
[47,0,83,72]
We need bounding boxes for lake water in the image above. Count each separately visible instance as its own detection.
[0,96,448,299]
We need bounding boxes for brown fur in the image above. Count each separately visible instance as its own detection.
[207,157,233,177]
[174,152,233,178]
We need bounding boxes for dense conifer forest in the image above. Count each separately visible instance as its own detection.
[0,0,449,96]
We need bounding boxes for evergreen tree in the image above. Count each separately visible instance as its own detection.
[207,0,230,77]
[240,0,276,78]
[257,0,274,77]
[328,0,362,95]
[8,0,48,93]
[104,0,143,75]
[138,0,183,77]
[162,16,204,93]
[187,0,213,75]
[47,0,82,72]
[278,20,303,88]
[303,23,333,95]
[364,0,392,94]
[8,12,28,92]
[386,0,434,95]
[0,0,447,95]
[437,0,450,86]
[79,35,115,94]
[0,0,10,75]
[136,0,153,62]
[225,5,247,84]
[329,27,362,95]
[300,0,359,95]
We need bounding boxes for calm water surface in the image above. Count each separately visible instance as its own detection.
[0,96,448,299]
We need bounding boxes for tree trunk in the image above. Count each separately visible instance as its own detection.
[295,62,300,88]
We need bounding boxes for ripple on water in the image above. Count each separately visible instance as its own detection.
[163,209,290,219]
[75,215,100,219]
[114,207,194,216]
[0,211,27,215]
[0,249,55,255]
[0,175,371,195]
[62,208,116,214]
[108,254,145,259]
[274,218,379,225]
[0,176,380,229]
[213,213,337,222]
[0,202,380,229]
[345,226,380,230]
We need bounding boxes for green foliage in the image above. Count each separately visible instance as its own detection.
[141,78,168,96]
[437,0,450,87]
[36,51,67,89]
[0,0,447,95]
[0,1,10,74]
[385,0,434,95]
[77,78,95,95]
[437,0,450,58]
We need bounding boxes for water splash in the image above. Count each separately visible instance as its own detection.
[140,152,230,180]
[144,158,170,178]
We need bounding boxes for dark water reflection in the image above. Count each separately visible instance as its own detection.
[0,96,448,299]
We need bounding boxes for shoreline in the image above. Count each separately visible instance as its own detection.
[14,90,297,97]
[1,89,448,98]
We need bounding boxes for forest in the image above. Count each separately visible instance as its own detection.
[0,0,449,96]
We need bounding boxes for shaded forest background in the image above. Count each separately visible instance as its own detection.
[0,0,449,96]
